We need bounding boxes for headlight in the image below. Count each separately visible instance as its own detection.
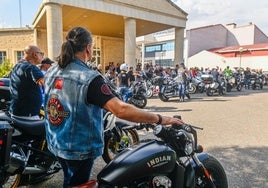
[177,130,194,155]
[185,141,194,155]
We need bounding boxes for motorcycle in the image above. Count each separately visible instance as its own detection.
[74,115,228,188]
[202,74,226,96]
[123,81,147,108]
[249,73,263,90]
[186,76,206,94]
[158,77,179,102]
[226,73,243,92]
[0,109,140,187]
[143,78,160,99]
[104,75,147,109]
[0,111,61,188]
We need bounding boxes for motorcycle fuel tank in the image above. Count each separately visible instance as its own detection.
[97,140,176,185]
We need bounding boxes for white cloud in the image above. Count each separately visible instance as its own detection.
[173,0,268,36]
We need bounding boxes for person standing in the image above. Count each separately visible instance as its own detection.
[40,57,54,74]
[127,66,136,83]
[117,63,130,102]
[243,67,251,89]
[9,45,44,120]
[44,27,184,188]
[175,63,187,102]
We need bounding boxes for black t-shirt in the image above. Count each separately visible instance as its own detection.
[87,75,115,107]
[118,72,129,87]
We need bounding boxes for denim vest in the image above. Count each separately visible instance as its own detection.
[44,58,103,160]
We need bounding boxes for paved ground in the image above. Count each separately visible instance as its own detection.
[34,86,268,188]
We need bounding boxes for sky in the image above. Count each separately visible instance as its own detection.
[0,0,268,36]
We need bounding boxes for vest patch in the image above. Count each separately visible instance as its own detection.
[47,94,70,126]
[101,84,112,95]
[55,78,63,89]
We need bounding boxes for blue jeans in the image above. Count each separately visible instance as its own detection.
[117,86,129,102]
[57,157,96,188]
[178,82,186,99]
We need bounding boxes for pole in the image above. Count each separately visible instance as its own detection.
[239,47,243,70]
[19,0,22,27]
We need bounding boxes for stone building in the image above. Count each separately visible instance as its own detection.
[0,28,34,64]
[0,0,187,73]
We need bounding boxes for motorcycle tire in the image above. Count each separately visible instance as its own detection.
[236,84,242,91]
[131,95,147,108]
[2,174,22,188]
[102,129,139,164]
[195,155,228,188]
[146,88,154,98]
[227,84,232,92]
[158,93,169,102]
[206,88,213,96]
[187,84,197,94]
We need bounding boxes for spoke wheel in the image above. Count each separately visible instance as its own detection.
[102,129,139,163]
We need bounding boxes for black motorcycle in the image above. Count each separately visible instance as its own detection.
[249,73,263,90]
[158,77,179,102]
[104,76,147,109]
[0,111,61,188]
[75,115,228,188]
[122,81,147,108]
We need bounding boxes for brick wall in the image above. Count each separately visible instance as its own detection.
[0,28,34,64]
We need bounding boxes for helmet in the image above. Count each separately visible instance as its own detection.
[120,63,128,71]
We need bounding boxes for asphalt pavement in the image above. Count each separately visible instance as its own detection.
[34,86,268,188]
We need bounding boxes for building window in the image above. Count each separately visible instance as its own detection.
[162,42,174,51]
[16,51,24,62]
[145,45,161,52]
[90,36,101,67]
[0,51,7,63]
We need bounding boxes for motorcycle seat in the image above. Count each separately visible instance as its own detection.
[11,117,45,137]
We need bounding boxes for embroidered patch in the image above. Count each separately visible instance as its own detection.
[101,84,112,95]
[46,95,70,126]
[55,78,63,89]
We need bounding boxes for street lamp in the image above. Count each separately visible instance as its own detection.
[239,47,244,70]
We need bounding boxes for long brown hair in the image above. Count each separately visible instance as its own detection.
[57,27,93,68]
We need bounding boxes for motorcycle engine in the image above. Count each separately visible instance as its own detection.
[152,176,172,188]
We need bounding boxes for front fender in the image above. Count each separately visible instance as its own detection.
[190,152,210,168]
[160,85,166,93]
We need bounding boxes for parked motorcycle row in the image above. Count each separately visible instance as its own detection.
[134,70,266,101]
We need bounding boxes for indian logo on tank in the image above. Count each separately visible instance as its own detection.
[46,94,70,126]
[147,155,172,168]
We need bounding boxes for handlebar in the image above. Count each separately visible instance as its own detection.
[134,115,203,153]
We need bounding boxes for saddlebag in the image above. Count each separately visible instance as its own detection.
[0,122,13,167]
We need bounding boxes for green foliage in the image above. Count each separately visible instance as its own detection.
[0,59,13,78]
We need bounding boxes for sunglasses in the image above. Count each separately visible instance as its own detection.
[36,51,44,56]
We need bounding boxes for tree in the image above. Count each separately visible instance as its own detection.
[0,59,13,77]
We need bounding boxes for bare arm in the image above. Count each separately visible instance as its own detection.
[36,77,44,86]
[103,97,184,125]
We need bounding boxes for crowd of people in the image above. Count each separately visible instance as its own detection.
[104,62,267,94]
